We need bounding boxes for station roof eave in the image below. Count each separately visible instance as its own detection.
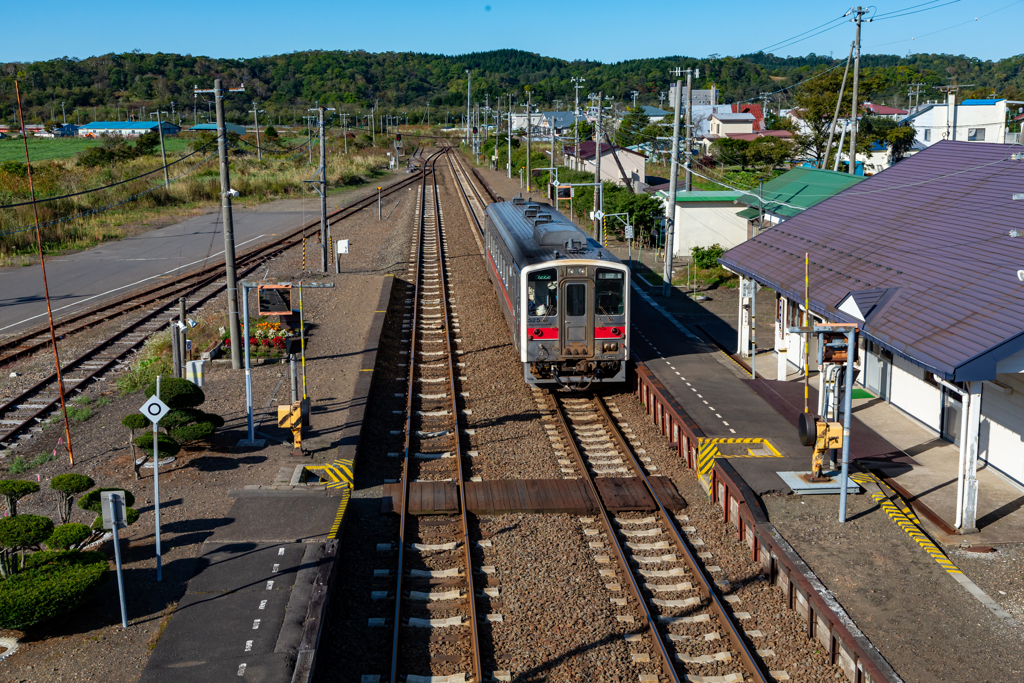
[718,141,1024,384]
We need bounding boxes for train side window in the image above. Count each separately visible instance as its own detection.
[527,268,558,317]
[595,268,625,316]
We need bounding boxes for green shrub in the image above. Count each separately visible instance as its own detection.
[122,414,148,430]
[0,551,108,629]
[133,432,181,458]
[0,479,40,516]
[691,243,726,270]
[89,507,139,531]
[144,377,205,409]
[78,488,136,513]
[65,405,93,422]
[0,515,55,551]
[51,474,95,524]
[169,421,214,444]
[30,452,54,468]
[265,124,279,139]
[7,456,29,475]
[46,523,92,550]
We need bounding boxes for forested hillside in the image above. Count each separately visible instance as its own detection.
[2,48,1021,126]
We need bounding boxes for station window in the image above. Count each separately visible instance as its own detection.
[595,268,625,316]
[528,268,558,317]
[968,128,985,142]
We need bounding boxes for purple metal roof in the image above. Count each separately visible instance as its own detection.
[719,141,1024,381]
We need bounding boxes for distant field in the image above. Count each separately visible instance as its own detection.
[0,136,191,164]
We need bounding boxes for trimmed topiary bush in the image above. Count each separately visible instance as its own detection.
[0,514,55,576]
[144,377,205,409]
[50,473,95,524]
[78,488,136,513]
[0,550,108,629]
[169,421,215,444]
[0,480,40,516]
[89,507,139,531]
[132,432,181,458]
[122,413,150,479]
[46,523,92,551]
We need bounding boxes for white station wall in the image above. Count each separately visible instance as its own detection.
[888,355,941,431]
[980,375,1024,486]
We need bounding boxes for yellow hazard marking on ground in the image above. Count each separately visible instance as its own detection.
[360,369,374,371]
[695,438,782,496]
[329,486,351,539]
[375,310,387,313]
[852,470,961,575]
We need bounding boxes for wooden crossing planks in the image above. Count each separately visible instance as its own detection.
[595,477,656,511]
[648,476,688,512]
[381,482,459,515]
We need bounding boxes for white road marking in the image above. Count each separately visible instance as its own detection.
[278,548,285,556]
[252,619,261,630]
[0,234,268,333]
[272,564,280,573]
[237,663,247,676]
[729,429,736,434]
[266,581,274,590]
[259,600,267,610]
[722,422,729,426]
[245,640,253,652]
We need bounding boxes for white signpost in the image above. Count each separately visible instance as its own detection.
[139,383,169,582]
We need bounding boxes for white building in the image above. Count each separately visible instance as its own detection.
[79,121,181,138]
[656,190,748,257]
[563,141,646,187]
[902,96,1022,148]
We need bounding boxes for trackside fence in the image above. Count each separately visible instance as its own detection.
[632,362,901,683]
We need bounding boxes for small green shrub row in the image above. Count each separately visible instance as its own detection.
[0,551,108,629]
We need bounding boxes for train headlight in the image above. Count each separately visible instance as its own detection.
[612,328,621,337]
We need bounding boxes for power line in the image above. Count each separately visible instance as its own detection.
[872,0,961,20]
[756,14,850,54]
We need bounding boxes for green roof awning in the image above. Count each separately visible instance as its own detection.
[736,207,760,219]
[736,167,865,218]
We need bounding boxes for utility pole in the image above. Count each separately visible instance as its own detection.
[249,101,265,161]
[308,106,335,273]
[526,90,533,192]
[507,94,513,179]
[822,42,854,170]
[195,79,246,369]
[572,77,585,171]
[848,6,869,175]
[663,69,683,297]
[61,101,66,124]
[466,69,472,147]
[341,113,348,154]
[684,69,697,192]
[630,90,639,108]
[372,99,377,147]
[594,91,604,240]
[149,109,170,185]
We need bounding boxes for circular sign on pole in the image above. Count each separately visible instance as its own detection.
[140,395,170,424]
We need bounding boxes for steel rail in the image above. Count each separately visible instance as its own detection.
[434,147,484,683]
[0,166,430,360]
[545,389,683,683]
[590,394,771,683]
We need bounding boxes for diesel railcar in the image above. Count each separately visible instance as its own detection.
[483,195,630,387]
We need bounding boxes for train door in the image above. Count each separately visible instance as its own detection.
[561,280,592,356]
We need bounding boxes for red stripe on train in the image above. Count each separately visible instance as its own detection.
[594,327,624,339]
[528,327,559,340]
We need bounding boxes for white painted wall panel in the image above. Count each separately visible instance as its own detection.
[980,375,1024,486]
[889,355,941,431]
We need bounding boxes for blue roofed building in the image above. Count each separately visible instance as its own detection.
[901,94,1024,148]
[78,121,180,138]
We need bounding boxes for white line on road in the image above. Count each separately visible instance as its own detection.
[0,234,267,333]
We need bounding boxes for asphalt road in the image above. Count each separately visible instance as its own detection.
[0,211,307,335]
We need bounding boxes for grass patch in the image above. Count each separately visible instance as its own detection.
[117,329,173,395]
[31,452,54,468]
[64,405,93,422]
[7,456,29,474]
[94,397,110,407]
[73,395,93,405]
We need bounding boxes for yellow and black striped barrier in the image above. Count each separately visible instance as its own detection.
[304,459,355,539]
[696,438,783,496]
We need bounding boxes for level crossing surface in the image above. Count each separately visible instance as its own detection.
[0,211,304,335]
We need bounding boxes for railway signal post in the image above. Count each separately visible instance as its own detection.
[662,70,682,297]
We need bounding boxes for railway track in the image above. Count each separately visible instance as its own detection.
[542,389,772,683]
[383,146,486,683]
[0,153,430,454]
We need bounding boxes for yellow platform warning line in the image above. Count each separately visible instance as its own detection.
[329,486,351,539]
[696,438,783,496]
[850,471,921,524]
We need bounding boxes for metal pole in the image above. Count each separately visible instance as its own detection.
[299,285,308,401]
[378,187,382,220]
[179,297,187,366]
[110,494,128,628]
[243,285,254,441]
[526,91,532,191]
[508,95,513,178]
[804,254,810,413]
[849,7,863,175]
[153,375,162,582]
[253,103,262,162]
[214,79,242,370]
[822,43,854,169]
[838,330,855,522]
[751,287,756,380]
[593,91,603,239]
[155,108,169,185]
[685,70,693,192]
[290,354,298,404]
[170,319,181,378]
[662,76,682,297]
[319,108,328,272]
[466,70,471,147]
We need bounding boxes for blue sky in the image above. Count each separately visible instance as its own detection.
[3,0,1022,63]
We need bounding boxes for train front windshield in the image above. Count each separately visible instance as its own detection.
[596,268,625,316]
[528,268,558,317]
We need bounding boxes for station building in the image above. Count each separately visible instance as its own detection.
[719,141,1024,530]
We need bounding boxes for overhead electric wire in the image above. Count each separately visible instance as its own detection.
[872,0,961,20]
[868,0,1023,47]
[755,14,850,54]
[758,20,851,56]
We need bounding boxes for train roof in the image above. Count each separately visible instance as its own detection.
[485,196,623,269]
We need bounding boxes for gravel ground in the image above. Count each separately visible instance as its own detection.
[0,161,421,683]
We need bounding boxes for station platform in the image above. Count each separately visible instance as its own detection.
[630,282,1024,544]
